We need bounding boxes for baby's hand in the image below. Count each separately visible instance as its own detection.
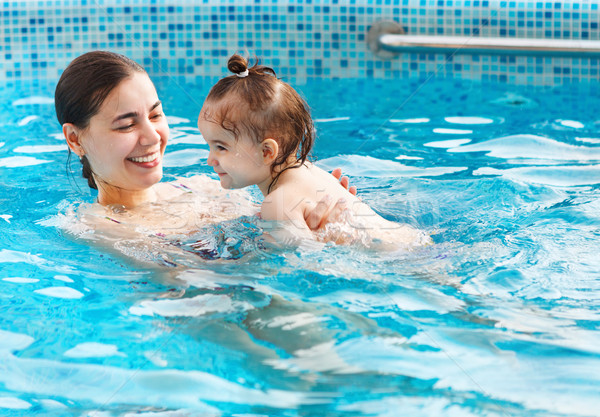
[331,168,357,196]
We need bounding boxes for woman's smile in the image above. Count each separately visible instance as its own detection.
[127,151,161,166]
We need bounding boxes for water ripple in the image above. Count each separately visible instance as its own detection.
[449,134,600,161]
[318,155,467,177]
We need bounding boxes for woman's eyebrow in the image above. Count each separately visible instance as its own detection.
[113,101,162,122]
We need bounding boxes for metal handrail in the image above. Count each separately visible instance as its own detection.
[368,21,600,58]
[381,34,600,57]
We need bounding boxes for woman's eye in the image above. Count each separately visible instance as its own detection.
[117,124,134,131]
[151,113,162,120]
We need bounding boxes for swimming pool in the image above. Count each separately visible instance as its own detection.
[1,73,599,416]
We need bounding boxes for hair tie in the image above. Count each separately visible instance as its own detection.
[236,69,249,78]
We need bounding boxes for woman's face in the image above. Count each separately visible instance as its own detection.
[76,72,169,196]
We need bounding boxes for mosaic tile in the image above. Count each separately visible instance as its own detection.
[0,0,598,85]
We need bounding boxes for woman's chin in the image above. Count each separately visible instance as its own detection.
[128,171,163,190]
[145,172,163,187]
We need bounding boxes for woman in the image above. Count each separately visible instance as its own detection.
[55,51,354,261]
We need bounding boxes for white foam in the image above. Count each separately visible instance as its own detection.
[0,397,31,410]
[389,118,430,124]
[54,275,74,283]
[0,142,4,148]
[2,277,39,283]
[13,145,68,153]
[17,115,39,126]
[162,149,208,167]
[317,154,467,178]
[38,399,68,409]
[255,312,328,331]
[424,139,471,148]
[166,115,190,125]
[575,137,600,144]
[314,116,350,122]
[0,249,46,266]
[84,411,111,417]
[130,294,242,317]
[0,214,11,223]
[64,342,125,358]
[0,156,52,168]
[0,329,35,351]
[34,286,84,299]
[444,116,494,125]
[474,165,600,186]
[167,133,206,146]
[144,351,168,367]
[433,128,473,134]
[123,410,203,417]
[12,96,54,106]
[449,134,600,161]
[395,155,424,160]
[558,119,584,129]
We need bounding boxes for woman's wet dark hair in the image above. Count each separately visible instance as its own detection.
[200,54,314,194]
[55,51,146,189]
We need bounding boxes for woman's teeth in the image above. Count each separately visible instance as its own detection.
[129,152,158,163]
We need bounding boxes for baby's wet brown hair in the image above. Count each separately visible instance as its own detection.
[200,54,314,193]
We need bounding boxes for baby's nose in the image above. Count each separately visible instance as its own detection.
[207,152,218,167]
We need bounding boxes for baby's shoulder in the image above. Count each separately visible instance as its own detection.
[261,181,309,222]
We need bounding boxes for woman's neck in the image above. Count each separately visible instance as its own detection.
[97,185,158,209]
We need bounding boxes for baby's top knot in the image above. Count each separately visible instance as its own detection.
[228,54,250,78]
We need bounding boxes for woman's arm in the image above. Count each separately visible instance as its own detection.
[303,168,355,231]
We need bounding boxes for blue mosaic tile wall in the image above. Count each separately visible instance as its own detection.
[0,0,599,85]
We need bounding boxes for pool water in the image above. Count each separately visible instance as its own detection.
[1,75,599,417]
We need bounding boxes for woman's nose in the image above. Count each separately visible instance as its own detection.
[139,120,162,146]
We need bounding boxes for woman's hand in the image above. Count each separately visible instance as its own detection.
[304,169,356,231]
[305,195,348,231]
[331,168,357,196]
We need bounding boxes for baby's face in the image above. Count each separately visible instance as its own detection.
[198,106,272,191]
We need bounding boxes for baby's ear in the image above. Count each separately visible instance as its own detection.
[63,123,85,156]
[261,138,279,164]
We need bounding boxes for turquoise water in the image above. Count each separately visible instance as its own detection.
[1,76,599,416]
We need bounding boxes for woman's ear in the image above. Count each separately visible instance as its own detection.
[63,123,85,156]
[260,138,279,165]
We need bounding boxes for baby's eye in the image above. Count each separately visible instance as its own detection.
[217,145,227,151]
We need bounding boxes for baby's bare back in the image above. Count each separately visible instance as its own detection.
[290,164,430,247]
